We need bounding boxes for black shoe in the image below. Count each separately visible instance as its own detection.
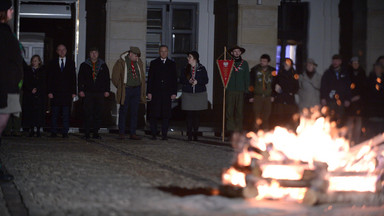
[62,133,69,138]
[92,134,101,139]
[29,130,35,137]
[187,136,192,141]
[0,170,14,182]
[162,136,168,140]
[130,134,141,140]
[50,133,57,138]
[82,134,90,140]
[36,131,41,137]
[193,136,198,141]
[150,135,157,140]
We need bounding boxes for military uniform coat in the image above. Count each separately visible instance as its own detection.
[147,58,177,118]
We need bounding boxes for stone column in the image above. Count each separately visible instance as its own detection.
[105,0,147,92]
[304,0,340,74]
[237,0,280,68]
[367,0,384,70]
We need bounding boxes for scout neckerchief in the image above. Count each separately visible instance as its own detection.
[261,67,267,90]
[234,60,244,72]
[131,61,138,79]
[85,58,103,82]
[191,65,196,80]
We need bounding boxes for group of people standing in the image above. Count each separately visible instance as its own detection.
[226,44,384,145]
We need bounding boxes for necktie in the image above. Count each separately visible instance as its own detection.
[60,59,64,72]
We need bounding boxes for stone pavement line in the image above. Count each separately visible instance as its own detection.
[83,136,220,187]
[0,172,29,216]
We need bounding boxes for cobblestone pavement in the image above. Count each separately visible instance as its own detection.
[0,132,384,216]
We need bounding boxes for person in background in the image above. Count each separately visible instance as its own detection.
[272,58,299,129]
[320,54,351,126]
[297,58,322,111]
[366,62,384,118]
[47,44,77,138]
[147,45,177,140]
[22,55,47,137]
[345,57,366,145]
[180,51,208,141]
[249,54,275,131]
[376,56,384,67]
[226,45,250,134]
[0,0,23,181]
[78,47,110,140]
[112,47,146,140]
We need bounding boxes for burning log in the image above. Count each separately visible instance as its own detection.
[218,185,258,199]
[349,133,384,155]
[303,189,384,206]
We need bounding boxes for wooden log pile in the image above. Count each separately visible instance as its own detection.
[221,133,384,205]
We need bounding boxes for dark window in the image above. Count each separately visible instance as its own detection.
[146,2,198,88]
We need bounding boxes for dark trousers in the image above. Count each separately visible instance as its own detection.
[118,86,140,135]
[83,93,104,136]
[51,105,70,134]
[150,117,169,138]
[225,91,244,132]
[186,111,200,137]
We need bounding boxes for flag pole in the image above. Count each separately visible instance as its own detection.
[222,46,227,142]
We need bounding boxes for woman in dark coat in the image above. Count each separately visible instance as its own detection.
[180,51,209,141]
[272,58,299,130]
[22,55,47,137]
[147,45,178,140]
[366,63,384,118]
[345,57,366,145]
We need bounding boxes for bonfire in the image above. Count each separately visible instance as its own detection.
[222,107,384,205]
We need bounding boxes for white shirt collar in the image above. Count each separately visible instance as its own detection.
[161,58,167,63]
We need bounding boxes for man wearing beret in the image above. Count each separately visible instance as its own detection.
[226,45,250,134]
[112,47,146,140]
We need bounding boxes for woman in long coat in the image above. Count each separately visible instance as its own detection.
[272,58,299,129]
[180,51,209,141]
[22,55,47,137]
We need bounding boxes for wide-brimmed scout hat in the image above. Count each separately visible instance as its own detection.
[228,45,246,54]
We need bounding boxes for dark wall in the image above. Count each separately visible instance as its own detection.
[213,0,238,124]
[85,0,107,60]
[339,0,367,68]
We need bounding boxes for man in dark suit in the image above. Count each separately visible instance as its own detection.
[78,47,110,140]
[47,44,77,138]
[147,45,177,140]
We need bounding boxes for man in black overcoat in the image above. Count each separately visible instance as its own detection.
[147,45,177,140]
[47,44,77,138]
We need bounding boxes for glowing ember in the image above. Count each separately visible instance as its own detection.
[222,167,246,187]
